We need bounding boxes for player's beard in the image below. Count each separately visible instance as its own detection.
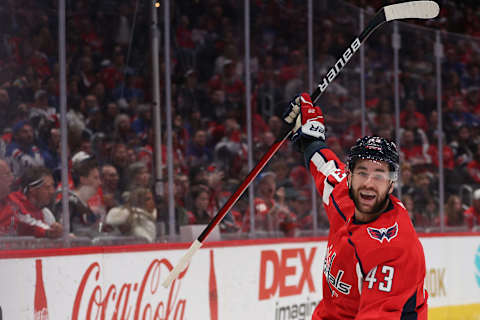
[349,186,390,216]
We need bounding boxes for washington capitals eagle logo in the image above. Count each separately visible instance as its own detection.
[367,222,398,243]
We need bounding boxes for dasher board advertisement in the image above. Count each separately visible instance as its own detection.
[0,235,479,319]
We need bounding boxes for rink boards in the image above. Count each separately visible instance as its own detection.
[0,234,479,319]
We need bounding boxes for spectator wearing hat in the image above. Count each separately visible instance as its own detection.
[12,166,63,238]
[464,188,480,230]
[6,121,45,178]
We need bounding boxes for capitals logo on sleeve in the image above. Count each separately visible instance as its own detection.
[367,222,398,243]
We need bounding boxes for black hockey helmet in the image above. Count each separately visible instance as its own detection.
[346,136,399,181]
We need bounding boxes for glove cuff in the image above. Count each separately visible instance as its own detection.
[301,120,325,140]
[292,135,319,153]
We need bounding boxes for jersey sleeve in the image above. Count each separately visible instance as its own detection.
[304,140,350,231]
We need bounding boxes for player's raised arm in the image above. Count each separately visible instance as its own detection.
[283,92,346,201]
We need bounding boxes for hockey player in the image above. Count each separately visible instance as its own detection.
[283,93,428,319]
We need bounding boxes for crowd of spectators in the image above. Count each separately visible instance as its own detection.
[0,0,479,245]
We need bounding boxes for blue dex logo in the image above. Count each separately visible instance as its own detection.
[476,245,480,287]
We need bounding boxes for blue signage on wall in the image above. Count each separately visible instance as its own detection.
[476,245,480,287]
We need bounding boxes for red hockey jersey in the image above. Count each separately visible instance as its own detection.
[306,143,428,319]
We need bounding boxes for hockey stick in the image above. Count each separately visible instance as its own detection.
[162,0,439,288]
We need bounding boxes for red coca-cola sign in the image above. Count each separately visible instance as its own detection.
[34,259,49,320]
[72,258,188,320]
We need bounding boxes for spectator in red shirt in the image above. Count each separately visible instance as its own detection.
[243,171,295,234]
[400,98,428,131]
[400,129,430,169]
[466,146,480,184]
[176,15,195,50]
[99,51,125,90]
[13,166,63,238]
[208,59,245,107]
[464,188,480,230]
[0,159,17,235]
[426,131,455,170]
[79,17,104,55]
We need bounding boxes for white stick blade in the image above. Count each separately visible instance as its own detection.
[384,1,439,21]
[162,239,203,288]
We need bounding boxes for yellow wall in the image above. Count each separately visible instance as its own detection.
[429,304,480,320]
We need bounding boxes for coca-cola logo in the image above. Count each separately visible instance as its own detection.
[72,258,188,320]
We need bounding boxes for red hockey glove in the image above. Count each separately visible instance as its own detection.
[283,93,325,148]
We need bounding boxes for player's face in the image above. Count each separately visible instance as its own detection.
[348,159,394,219]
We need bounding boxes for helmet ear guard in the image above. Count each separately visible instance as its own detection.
[346,136,400,182]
